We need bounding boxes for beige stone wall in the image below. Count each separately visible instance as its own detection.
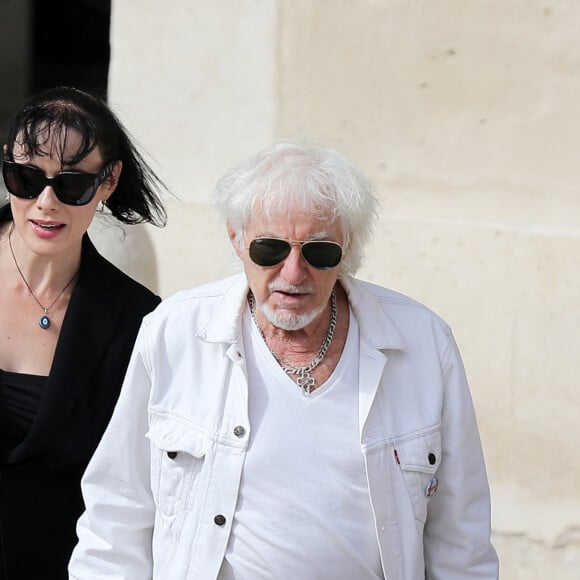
[102,1,580,577]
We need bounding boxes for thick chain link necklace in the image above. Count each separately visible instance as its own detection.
[8,224,79,330]
[248,289,337,394]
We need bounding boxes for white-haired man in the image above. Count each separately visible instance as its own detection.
[70,141,499,579]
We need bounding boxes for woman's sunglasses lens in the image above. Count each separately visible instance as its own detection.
[3,164,42,198]
[2,162,98,205]
[302,242,342,269]
[56,174,96,205]
[249,239,291,267]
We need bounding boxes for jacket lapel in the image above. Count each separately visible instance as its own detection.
[10,235,126,461]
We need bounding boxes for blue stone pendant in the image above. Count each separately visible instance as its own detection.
[39,314,51,330]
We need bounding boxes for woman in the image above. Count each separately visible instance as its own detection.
[0,86,168,579]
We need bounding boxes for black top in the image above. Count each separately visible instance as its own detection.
[0,369,46,454]
[0,204,161,580]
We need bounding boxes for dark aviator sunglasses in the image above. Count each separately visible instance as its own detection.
[2,159,115,206]
[249,237,343,270]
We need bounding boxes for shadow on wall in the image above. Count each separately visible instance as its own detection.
[89,214,159,295]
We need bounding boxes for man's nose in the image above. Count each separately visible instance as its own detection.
[279,246,308,281]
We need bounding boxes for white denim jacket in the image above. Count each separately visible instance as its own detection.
[69,274,499,580]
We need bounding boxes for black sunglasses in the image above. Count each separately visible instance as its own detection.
[248,237,343,270]
[2,159,115,206]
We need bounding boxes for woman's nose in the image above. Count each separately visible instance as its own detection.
[35,185,60,210]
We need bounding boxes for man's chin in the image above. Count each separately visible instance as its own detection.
[261,305,322,331]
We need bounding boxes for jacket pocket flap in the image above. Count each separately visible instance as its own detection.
[396,429,441,474]
[147,413,210,458]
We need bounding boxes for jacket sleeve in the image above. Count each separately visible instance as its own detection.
[69,326,155,579]
[423,332,499,579]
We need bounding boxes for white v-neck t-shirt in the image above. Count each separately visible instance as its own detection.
[218,307,383,580]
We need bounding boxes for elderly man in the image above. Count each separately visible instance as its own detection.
[69,141,498,579]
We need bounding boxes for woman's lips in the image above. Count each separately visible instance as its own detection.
[30,220,66,238]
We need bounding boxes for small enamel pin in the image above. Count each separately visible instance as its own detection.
[425,476,439,497]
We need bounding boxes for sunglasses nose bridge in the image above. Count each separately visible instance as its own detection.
[282,242,312,271]
[35,178,61,206]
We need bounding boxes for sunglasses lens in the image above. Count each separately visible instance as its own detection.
[249,238,291,267]
[2,161,104,206]
[3,163,44,199]
[248,238,343,269]
[54,173,96,205]
[302,241,342,269]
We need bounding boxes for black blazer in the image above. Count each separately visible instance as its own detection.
[0,205,161,579]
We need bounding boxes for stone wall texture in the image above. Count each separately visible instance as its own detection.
[101,2,580,577]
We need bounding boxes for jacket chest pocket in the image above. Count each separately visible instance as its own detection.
[147,415,210,518]
[395,427,441,523]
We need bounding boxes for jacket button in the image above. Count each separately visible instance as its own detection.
[167,451,177,459]
[428,453,436,465]
[233,426,246,438]
[214,514,226,526]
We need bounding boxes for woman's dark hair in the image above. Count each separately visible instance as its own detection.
[4,86,168,226]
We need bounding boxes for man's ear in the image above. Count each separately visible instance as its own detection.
[227,221,244,259]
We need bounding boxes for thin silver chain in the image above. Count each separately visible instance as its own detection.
[8,224,79,329]
[248,289,337,394]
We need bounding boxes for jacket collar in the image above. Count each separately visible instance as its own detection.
[198,272,405,352]
[339,275,405,352]
[196,274,249,343]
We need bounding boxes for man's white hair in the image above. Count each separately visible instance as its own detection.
[213,140,379,275]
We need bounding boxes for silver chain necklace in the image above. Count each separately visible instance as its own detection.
[8,224,79,330]
[248,289,337,394]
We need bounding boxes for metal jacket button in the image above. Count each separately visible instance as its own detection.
[167,451,177,459]
[233,426,246,438]
[428,452,436,465]
[214,514,226,526]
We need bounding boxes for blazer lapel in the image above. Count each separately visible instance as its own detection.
[10,235,126,461]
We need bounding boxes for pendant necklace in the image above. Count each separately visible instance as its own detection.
[248,288,337,394]
[8,224,79,330]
